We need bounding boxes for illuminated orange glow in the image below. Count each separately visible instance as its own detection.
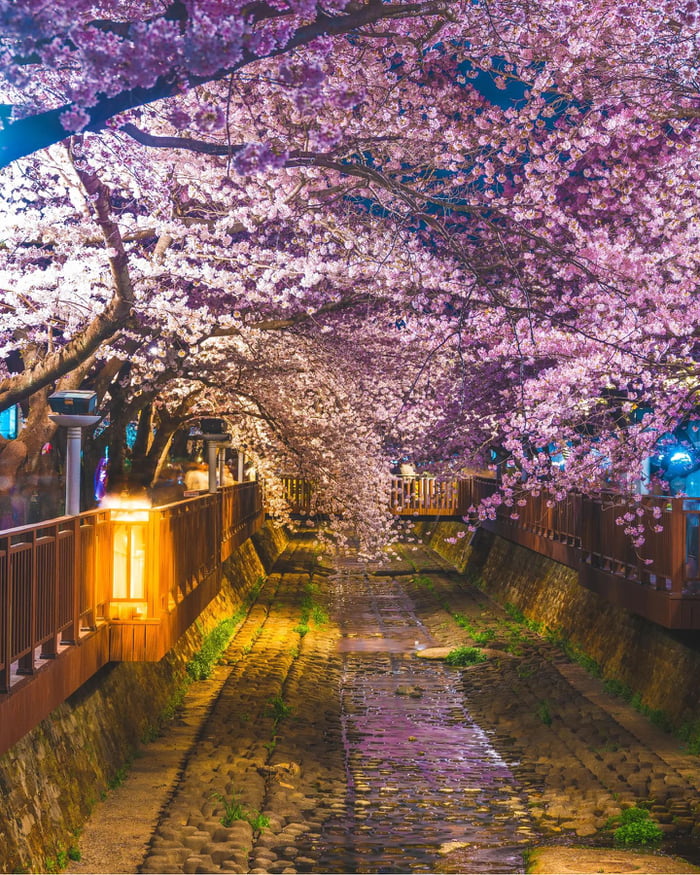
[112,600,148,620]
[102,492,152,522]
[107,495,152,613]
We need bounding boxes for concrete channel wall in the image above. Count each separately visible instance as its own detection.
[418,521,700,731]
[0,523,288,875]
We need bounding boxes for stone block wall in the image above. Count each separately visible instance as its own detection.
[0,523,288,874]
[418,522,700,730]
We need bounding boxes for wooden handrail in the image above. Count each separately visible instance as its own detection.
[461,477,700,625]
[281,476,315,515]
[2,472,700,699]
[0,484,265,691]
[0,510,112,693]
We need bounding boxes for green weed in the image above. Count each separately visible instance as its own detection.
[603,678,633,700]
[107,764,129,790]
[310,604,328,625]
[249,813,270,832]
[544,628,601,676]
[611,807,662,846]
[161,683,188,722]
[444,646,487,666]
[248,575,267,602]
[298,581,328,632]
[44,847,76,873]
[212,791,270,831]
[452,612,475,634]
[141,724,160,744]
[212,792,248,826]
[472,628,496,646]
[604,680,677,739]
[186,577,266,680]
[646,707,674,733]
[536,700,552,726]
[504,602,526,623]
[572,649,601,676]
[679,720,700,756]
[242,623,264,655]
[266,693,293,727]
[187,615,239,680]
[544,627,565,647]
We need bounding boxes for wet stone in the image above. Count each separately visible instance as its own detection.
[183,854,214,874]
[183,831,212,851]
[134,539,700,875]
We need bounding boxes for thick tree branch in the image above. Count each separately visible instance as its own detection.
[120,123,243,156]
[209,295,372,336]
[0,145,136,411]
[0,0,448,167]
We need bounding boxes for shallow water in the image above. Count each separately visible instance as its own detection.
[305,563,533,874]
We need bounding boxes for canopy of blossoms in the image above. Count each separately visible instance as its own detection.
[1,0,699,551]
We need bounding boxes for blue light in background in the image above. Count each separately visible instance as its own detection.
[0,405,19,439]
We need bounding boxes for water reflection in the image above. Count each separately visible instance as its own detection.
[307,568,533,874]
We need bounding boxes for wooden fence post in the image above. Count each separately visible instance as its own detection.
[669,498,686,597]
[61,516,81,645]
[17,528,37,675]
[0,533,9,693]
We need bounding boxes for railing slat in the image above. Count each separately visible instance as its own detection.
[0,533,9,693]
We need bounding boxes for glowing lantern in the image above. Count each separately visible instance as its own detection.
[104,496,151,620]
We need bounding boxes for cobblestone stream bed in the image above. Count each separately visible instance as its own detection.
[309,559,532,873]
[69,534,700,874]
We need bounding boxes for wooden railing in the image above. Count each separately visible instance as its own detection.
[283,475,468,518]
[282,476,315,515]
[0,483,264,755]
[220,481,263,561]
[389,476,467,516]
[463,476,700,629]
[0,511,112,694]
[0,484,264,717]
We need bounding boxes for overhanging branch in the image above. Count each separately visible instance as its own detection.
[0,0,449,167]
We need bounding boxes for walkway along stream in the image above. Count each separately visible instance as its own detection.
[67,533,700,874]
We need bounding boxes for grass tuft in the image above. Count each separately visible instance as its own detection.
[444,645,487,666]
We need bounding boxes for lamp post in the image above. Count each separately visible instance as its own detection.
[48,391,100,516]
[199,418,230,493]
[219,447,226,487]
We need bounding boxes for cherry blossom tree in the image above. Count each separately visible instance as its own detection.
[1,0,699,548]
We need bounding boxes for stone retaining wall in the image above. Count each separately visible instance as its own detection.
[417,522,700,730]
[0,523,288,875]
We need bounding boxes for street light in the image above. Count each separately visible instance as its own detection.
[48,391,100,516]
[237,444,248,482]
[199,418,230,493]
